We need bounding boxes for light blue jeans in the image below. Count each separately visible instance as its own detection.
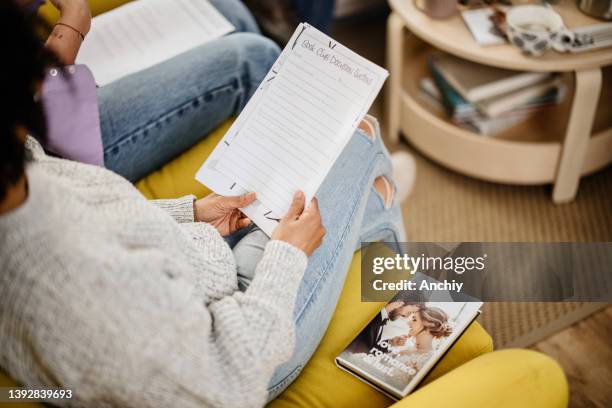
[97,0,280,181]
[227,118,406,399]
[97,0,406,398]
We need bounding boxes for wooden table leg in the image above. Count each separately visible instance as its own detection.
[553,68,602,204]
[385,12,405,145]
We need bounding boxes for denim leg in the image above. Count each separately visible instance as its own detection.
[355,117,407,246]
[230,124,405,397]
[266,128,405,398]
[233,190,403,292]
[98,33,280,181]
[208,0,260,33]
[232,227,269,291]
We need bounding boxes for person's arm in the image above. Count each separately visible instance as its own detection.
[38,239,305,407]
[44,0,91,65]
[151,192,257,228]
[150,195,197,223]
[39,194,323,407]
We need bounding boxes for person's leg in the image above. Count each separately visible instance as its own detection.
[232,227,269,291]
[98,33,280,181]
[232,121,405,397]
[266,122,405,398]
[208,0,260,33]
[355,116,407,245]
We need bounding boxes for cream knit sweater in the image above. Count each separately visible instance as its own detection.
[0,138,308,407]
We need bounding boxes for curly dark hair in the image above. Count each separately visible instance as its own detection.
[0,1,56,201]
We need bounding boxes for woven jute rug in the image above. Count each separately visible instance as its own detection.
[335,12,611,349]
[394,141,612,348]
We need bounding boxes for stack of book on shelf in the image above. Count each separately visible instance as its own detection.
[420,53,567,136]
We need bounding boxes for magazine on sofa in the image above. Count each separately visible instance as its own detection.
[336,297,483,399]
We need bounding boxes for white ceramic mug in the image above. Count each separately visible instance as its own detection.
[506,5,574,56]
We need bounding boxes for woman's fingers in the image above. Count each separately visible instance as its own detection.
[228,211,240,232]
[304,197,319,215]
[242,192,256,206]
[237,217,252,229]
[225,192,256,209]
[284,191,305,220]
[304,197,324,235]
[272,193,325,256]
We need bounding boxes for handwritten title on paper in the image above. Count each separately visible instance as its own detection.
[301,39,374,86]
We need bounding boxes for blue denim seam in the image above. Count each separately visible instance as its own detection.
[294,151,386,324]
[103,75,252,155]
[268,364,303,395]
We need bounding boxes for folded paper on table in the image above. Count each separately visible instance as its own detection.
[196,23,388,236]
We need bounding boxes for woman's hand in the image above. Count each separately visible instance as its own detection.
[45,0,91,64]
[195,192,256,236]
[272,191,326,256]
[49,0,91,33]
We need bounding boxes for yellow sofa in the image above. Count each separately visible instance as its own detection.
[1,121,567,407]
[0,2,568,407]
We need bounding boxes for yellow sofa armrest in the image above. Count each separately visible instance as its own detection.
[389,349,568,408]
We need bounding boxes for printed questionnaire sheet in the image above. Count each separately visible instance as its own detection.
[196,23,388,236]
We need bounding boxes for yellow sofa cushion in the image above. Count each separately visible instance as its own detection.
[135,120,231,199]
[39,0,132,22]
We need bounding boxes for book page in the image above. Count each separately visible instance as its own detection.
[196,23,388,236]
[77,0,234,86]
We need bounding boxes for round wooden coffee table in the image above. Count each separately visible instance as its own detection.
[386,0,612,203]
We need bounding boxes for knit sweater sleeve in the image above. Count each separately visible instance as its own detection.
[178,222,240,302]
[150,195,196,223]
[38,239,307,408]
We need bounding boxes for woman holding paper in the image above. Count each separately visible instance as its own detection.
[1,1,410,405]
[23,0,282,181]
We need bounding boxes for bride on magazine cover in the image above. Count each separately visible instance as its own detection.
[384,306,454,388]
[343,306,453,390]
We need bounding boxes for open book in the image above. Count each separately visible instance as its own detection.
[336,298,483,399]
[196,23,388,236]
[77,0,234,86]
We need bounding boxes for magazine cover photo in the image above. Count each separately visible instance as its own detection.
[337,299,482,397]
